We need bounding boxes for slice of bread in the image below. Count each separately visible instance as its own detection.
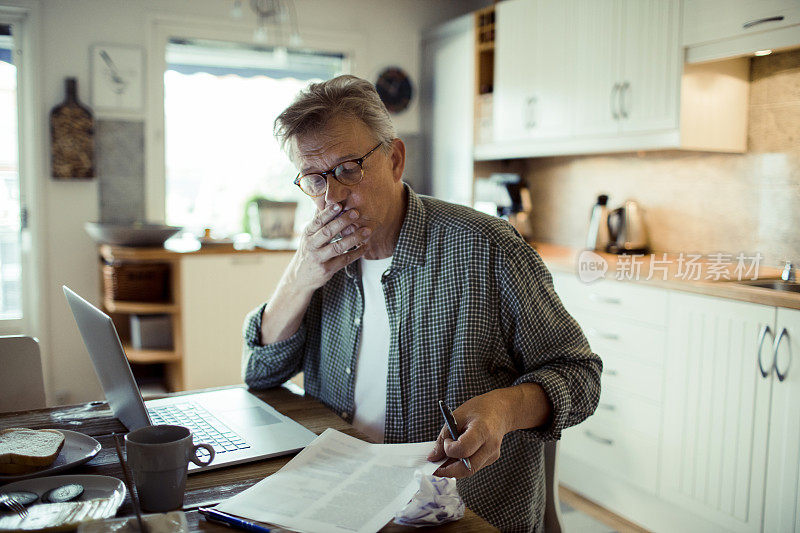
[0,428,65,474]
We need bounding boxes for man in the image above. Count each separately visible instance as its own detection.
[243,75,601,532]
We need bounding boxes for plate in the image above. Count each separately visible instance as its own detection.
[0,474,125,504]
[0,475,125,531]
[0,430,102,482]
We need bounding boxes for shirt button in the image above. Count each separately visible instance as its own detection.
[341,411,349,419]
[354,317,361,327]
[345,367,351,375]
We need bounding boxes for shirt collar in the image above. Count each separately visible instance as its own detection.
[392,183,427,269]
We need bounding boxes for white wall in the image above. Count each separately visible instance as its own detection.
[10,0,484,404]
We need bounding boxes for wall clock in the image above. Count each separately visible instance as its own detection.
[90,44,144,113]
[375,67,413,114]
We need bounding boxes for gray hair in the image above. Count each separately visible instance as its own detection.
[274,75,396,156]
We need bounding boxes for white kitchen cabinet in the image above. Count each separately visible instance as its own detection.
[477,0,725,160]
[763,306,800,532]
[572,0,623,137]
[618,0,681,134]
[180,252,293,390]
[683,0,800,63]
[573,0,681,137]
[552,272,668,494]
[494,0,573,142]
[683,0,800,47]
[421,15,474,205]
[550,264,800,532]
[495,0,678,144]
[661,291,775,533]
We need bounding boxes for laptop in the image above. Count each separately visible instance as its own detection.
[63,285,316,473]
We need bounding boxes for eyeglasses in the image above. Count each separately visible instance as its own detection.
[293,142,383,197]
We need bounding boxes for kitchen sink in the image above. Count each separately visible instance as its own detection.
[732,279,800,293]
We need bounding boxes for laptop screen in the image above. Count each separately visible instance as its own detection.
[63,286,152,431]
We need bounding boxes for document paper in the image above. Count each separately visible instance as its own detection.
[215,428,445,533]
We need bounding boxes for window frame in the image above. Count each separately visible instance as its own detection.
[0,4,40,337]
[145,15,365,223]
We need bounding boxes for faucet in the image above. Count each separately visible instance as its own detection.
[781,261,796,282]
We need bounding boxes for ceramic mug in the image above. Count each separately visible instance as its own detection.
[125,424,215,512]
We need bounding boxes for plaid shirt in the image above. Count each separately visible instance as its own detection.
[243,186,601,532]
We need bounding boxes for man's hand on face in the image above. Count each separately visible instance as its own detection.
[290,202,372,290]
[427,390,515,479]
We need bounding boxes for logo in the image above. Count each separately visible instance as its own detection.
[577,250,608,283]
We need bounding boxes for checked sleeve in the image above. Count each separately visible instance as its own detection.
[241,303,307,389]
[497,240,602,441]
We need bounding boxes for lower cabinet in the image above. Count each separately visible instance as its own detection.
[551,270,800,532]
[763,307,800,532]
[552,273,667,495]
[661,292,774,533]
[180,252,293,390]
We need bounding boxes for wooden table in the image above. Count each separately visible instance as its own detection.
[0,386,496,532]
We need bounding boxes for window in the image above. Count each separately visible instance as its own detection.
[164,39,345,237]
[0,23,21,320]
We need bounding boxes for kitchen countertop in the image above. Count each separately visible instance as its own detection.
[99,240,297,262]
[534,242,800,311]
[100,240,800,310]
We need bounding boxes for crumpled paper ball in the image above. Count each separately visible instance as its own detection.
[394,474,465,527]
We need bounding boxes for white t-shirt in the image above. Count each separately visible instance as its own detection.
[351,256,392,443]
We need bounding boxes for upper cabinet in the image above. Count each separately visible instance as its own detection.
[618,0,682,134]
[571,0,621,138]
[476,0,752,160]
[684,0,800,63]
[571,0,681,137]
[684,0,800,45]
[494,0,573,142]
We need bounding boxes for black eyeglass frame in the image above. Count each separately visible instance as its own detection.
[293,142,384,197]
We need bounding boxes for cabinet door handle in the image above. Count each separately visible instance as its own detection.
[772,327,791,382]
[525,96,537,128]
[585,430,614,446]
[757,324,774,378]
[620,81,630,119]
[588,293,622,305]
[604,368,618,376]
[597,402,616,411]
[610,83,620,120]
[743,15,784,29]
[587,327,620,341]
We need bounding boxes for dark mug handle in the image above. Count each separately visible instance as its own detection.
[190,443,215,467]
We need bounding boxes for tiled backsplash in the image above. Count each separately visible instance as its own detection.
[524,49,800,266]
[96,120,145,224]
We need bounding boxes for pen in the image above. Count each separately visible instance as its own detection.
[438,400,472,472]
[199,507,273,533]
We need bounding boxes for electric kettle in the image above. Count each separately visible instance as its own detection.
[606,200,649,254]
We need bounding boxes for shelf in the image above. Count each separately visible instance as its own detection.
[123,342,182,364]
[477,42,495,52]
[104,298,179,314]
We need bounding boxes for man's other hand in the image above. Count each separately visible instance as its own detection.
[426,384,552,478]
[426,389,514,479]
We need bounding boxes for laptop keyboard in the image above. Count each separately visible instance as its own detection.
[148,402,251,459]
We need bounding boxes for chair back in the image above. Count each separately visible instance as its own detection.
[0,335,46,412]
[543,440,564,533]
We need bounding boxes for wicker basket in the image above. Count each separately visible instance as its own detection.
[103,262,170,302]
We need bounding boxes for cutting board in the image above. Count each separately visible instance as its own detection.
[50,77,95,179]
